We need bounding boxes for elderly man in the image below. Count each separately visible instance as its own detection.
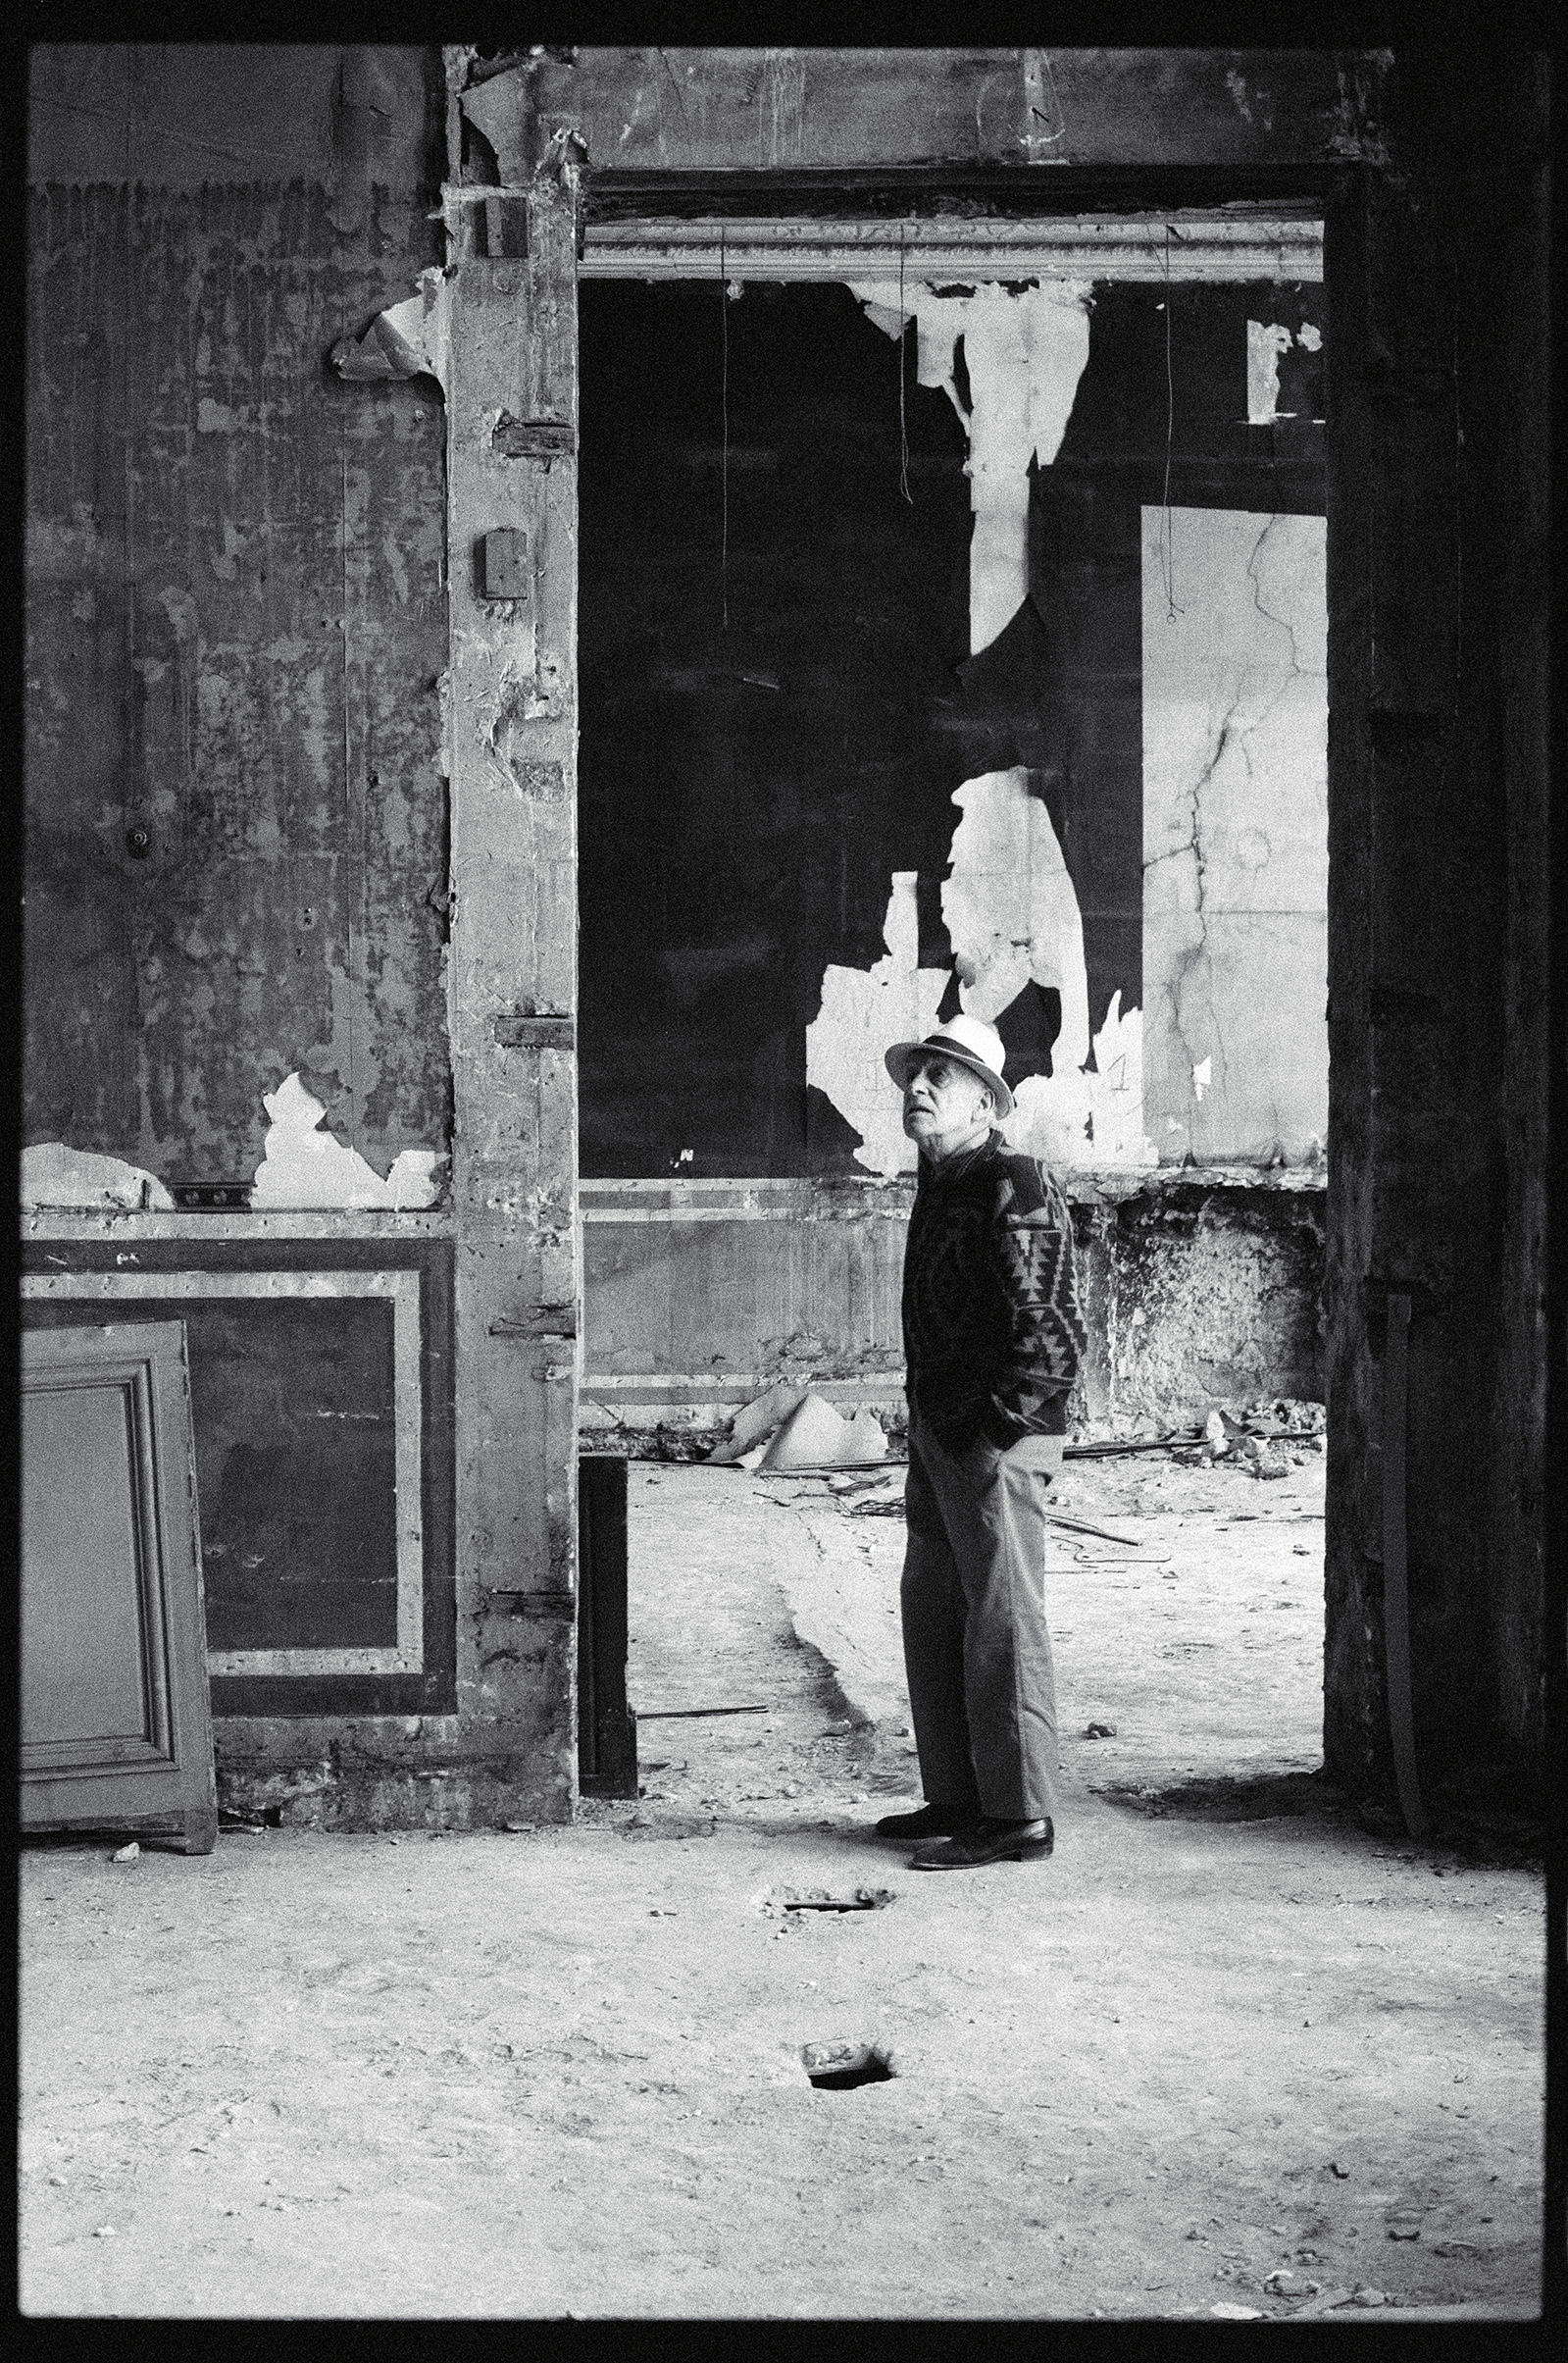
[874,1013,1087,1870]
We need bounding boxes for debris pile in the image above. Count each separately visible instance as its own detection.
[707,1384,888,1472]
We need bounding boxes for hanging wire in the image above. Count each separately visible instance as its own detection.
[898,228,913,503]
[1160,225,1179,622]
[720,225,729,632]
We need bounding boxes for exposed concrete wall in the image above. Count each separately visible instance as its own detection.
[579,1174,1324,1443]
[460,47,1389,181]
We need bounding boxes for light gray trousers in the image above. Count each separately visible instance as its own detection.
[900,1408,1064,1824]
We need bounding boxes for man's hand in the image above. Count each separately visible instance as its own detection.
[957,1434,1004,1489]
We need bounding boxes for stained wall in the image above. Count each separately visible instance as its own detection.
[25,45,452,1191]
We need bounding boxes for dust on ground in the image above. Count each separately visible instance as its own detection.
[21,1449,1543,2318]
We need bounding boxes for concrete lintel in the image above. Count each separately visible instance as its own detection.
[458,48,1391,184]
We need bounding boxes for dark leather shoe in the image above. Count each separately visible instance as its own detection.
[873,1803,980,1841]
[909,1816,1054,1869]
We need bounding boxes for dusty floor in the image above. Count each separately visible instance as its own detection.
[20,1450,1544,2318]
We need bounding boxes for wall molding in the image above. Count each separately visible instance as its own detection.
[580,211,1323,284]
[21,1268,425,1680]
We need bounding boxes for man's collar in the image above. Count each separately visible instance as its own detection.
[919,1129,1000,1186]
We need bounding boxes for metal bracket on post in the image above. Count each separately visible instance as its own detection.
[1381,1291,1429,1839]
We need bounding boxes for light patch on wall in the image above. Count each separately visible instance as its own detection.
[1141,506,1328,1163]
[805,873,948,1177]
[849,278,1091,654]
[21,1143,177,1212]
[944,769,1155,1170]
[329,268,450,393]
[1246,320,1296,424]
[250,1073,442,1209]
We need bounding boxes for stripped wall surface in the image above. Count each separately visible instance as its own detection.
[25,46,452,1192]
[579,275,1327,1184]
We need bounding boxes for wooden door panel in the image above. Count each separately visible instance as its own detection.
[21,1323,217,1852]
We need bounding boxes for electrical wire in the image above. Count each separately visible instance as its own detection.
[1160,225,1179,622]
[720,225,729,632]
[898,229,912,503]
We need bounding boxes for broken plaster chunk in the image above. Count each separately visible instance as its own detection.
[21,1143,176,1212]
[756,1394,887,1473]
[840,1410,888,1465]
[706,1379,810,1464]
[250,1073,442,1210]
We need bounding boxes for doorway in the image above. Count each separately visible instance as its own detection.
[573,218,1330,1815]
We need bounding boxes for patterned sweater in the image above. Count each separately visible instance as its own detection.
[901,1132,1087,1452]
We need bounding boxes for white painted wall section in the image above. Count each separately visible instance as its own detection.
[250,1072,443,1209]
[805,873,948,1177]
[1246,319,1296,424]
[812,281,1157,1179]
[850,279,1091,653]
[21,1143,177,1211]
[1141,506,1328,1163]
[945,769,1155,1171]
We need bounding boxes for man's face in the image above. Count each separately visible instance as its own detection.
[902,1053,994,1158]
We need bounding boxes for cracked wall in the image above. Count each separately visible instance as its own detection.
[1141,505,1328,1164]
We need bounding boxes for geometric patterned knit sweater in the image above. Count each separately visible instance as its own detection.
[901,1130,1087,1453]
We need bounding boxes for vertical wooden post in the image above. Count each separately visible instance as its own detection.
[445,168,582,1819]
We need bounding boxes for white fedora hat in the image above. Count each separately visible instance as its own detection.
[885,1012,1014,1118]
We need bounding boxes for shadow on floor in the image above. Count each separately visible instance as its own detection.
[1094,1766,1543,1867]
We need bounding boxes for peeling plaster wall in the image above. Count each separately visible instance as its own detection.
[805,874,947,1178]
[25,46,452,1191]
[580,270,1329,1438]
[581,276,1325,1185]
[1141,506,1328,1162]
[850,280,1091,655]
